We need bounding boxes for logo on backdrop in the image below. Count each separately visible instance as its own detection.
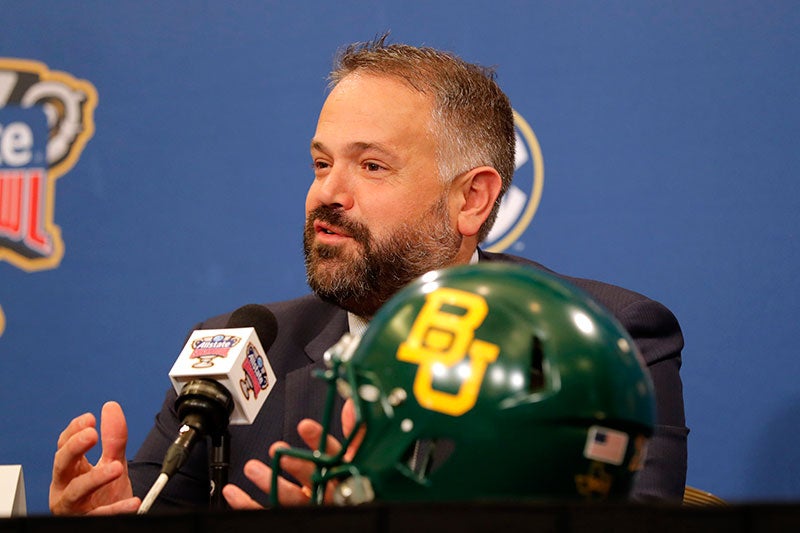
[481,111,544,252]
[0,58,97,338]
[0,58,97,271]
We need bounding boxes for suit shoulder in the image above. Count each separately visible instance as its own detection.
[479,251,683,362]
[480,250,668,315]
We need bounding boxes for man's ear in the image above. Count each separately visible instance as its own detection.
[453,166,503,237]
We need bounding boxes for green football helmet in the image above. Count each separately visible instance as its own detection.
[271,263,655,505]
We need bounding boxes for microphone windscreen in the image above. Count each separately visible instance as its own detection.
[226,304,278,350]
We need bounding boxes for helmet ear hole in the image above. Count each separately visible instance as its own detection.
[401,438,456,480]
[529,335,545,392]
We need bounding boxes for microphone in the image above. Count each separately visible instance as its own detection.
[138,304,279,514]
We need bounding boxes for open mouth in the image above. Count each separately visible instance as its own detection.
[314,221,353,242]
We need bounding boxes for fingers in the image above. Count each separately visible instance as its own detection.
[50,460,126,515]
[331,400,364,461]
[99,401,128,463]
[296,419,343,456]
[222,484,264,510]
[86,497,141,516]
[277,404,365,490]
[248,457,309,504]
[51,404,134,515]
[227,402,365,509]
[57,412,96,449]
[242,459,274,492]
[274,428,338,481]
[223,458,313,510]
[52,426,99,490]
[341,398,356,436]
[344,425,365,463]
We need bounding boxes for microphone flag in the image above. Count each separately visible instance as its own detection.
[169,327,277,424]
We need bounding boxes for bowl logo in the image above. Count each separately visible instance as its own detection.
[189,334,241,368]
[481,111,544,252]
[0,58,97,271]
[0,59,97,339]
[240,342,270,400]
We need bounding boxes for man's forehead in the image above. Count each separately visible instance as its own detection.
[311,74,438,159]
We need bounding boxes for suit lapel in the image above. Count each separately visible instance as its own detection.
[282,307,348,444]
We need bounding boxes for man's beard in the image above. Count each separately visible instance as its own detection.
[303,198,462,317]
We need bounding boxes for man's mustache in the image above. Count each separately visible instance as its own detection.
[308,206,371,245]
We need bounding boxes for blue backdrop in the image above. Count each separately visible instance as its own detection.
[1,0,798,514]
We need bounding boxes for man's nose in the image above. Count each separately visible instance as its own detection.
[312,166,355,210]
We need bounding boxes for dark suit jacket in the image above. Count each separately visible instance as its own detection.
[130,251,687,509]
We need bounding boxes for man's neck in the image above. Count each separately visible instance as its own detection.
[451,240,479,265]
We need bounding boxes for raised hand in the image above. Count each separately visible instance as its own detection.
[49,401,140,515]
[223,398,361,508]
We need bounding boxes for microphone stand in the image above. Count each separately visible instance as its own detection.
[209,430,231,510]
[138,380,233,514]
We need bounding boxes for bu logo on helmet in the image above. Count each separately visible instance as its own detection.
[397,287,499,416]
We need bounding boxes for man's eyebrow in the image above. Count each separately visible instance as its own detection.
[310,140,395,157]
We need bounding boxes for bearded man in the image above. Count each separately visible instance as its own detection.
[50,37,687,514]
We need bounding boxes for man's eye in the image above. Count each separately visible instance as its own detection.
[313,161,330,170]
[365,162,383,171]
